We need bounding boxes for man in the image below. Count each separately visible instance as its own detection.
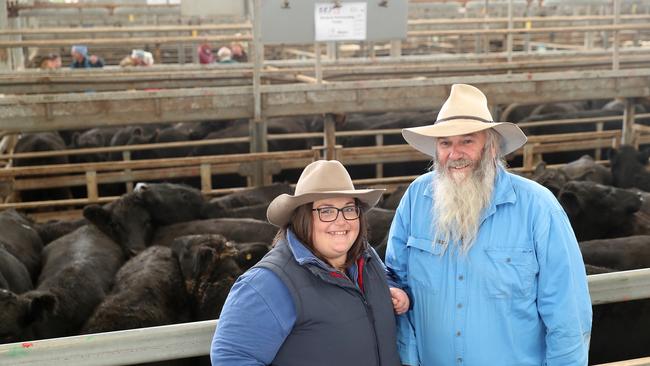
[70,45,103,68]
[70,45,90,68]
[217,47,236,64]
[385,84,592,366]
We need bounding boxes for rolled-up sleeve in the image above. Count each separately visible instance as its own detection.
[211,268,296,366]
[535,209,592,366]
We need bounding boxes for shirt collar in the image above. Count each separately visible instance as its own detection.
[285,228,372,270]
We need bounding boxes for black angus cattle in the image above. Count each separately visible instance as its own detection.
[0,247,32,295]
[558,181,642,241]
[561,155,612,185]
[530,162,570,197]
[13,132,72,202]
[610,145,650,191]
[202,183,293,219]
[171,234,242,321]
[84,192,154,257]
[151,218,277,248]
[380,185,408,211]
[0,225,124,340]
[33,217,88,245]
[191,118,311,188]
[134,182,208,225]
[366,207,396,248]
[82,246,189,333]
[580,235,650,271]
[69,127,120,163]
[579,236,650,364]
[233,241,271,271]
[0,209,44,281]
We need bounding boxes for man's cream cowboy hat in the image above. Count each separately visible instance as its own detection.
[402,83,527,157]
[267,160,384,227]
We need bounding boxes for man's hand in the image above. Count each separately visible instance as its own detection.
[390,287,410,315]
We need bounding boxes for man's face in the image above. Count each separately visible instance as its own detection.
[435,131,488,181]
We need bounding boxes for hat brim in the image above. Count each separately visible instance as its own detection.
[402,119,527,157]
[267,189,384,227]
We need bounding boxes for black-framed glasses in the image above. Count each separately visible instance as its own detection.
[312,205,360,222]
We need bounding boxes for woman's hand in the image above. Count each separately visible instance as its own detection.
[389,287,410,315]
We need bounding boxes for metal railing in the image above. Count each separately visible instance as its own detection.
[1,268,650,365]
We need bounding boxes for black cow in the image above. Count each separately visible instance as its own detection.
[69,127,119,163]
[0,247,32,295]
[202,183,293,218]
[0,209,44,281]
[610,145,650,191]
[171,234,242,320]
[580,235,650,271]
[13,132,72,202]
[84,192,154,257]
[134,182,207,225]
[0,225,124,340]
[33,217,88,245]
[558,181,642,241]
[151,218,277,248]
[83,246,188,333]
[579,236,650,364]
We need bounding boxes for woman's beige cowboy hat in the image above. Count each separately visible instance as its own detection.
[402,83,527,157]
[267,160,384,227]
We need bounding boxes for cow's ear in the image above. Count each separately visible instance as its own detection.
[559,191,580,217]
[83,204,112,233]
[25,291,57,323]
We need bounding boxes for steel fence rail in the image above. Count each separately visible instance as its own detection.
[1,268,650,365]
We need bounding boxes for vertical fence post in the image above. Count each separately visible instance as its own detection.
[621,98,636,146]
[612,0,620,71]
[323,114,337,160]
[122,151,134,193]
[86,171,99,202]
[200,163,212,194]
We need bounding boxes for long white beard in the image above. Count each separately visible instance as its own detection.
[432,152,496,254]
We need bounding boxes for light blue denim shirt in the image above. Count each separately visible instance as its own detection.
[385,167,592,366]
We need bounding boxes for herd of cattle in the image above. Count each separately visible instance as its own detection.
[2,102,650,365]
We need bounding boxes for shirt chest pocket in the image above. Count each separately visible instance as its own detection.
[406,236,446,293]
[484,247,539,299]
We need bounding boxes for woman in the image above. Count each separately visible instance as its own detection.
[211,160,408,366]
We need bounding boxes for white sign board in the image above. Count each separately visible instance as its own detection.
[314,2,367,41]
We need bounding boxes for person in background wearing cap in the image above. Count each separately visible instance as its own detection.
[385,84,592,366]
[70,45,104,68]
[230,42,248,62]
[211,159,408,366]
[120,49,154,67]
[70,45,90,68]
[216,46,236,64]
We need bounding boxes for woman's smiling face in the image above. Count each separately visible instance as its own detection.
[311,197,360,269]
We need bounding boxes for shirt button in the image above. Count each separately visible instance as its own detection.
[506,257,512,263]
[458,275,464,280]
[457,357,463,363]
[456,331,461,336]
[457,303,463,309]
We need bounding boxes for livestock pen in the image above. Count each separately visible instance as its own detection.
[2,2,650,365]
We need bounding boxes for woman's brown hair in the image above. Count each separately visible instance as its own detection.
[272,198,370,270]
